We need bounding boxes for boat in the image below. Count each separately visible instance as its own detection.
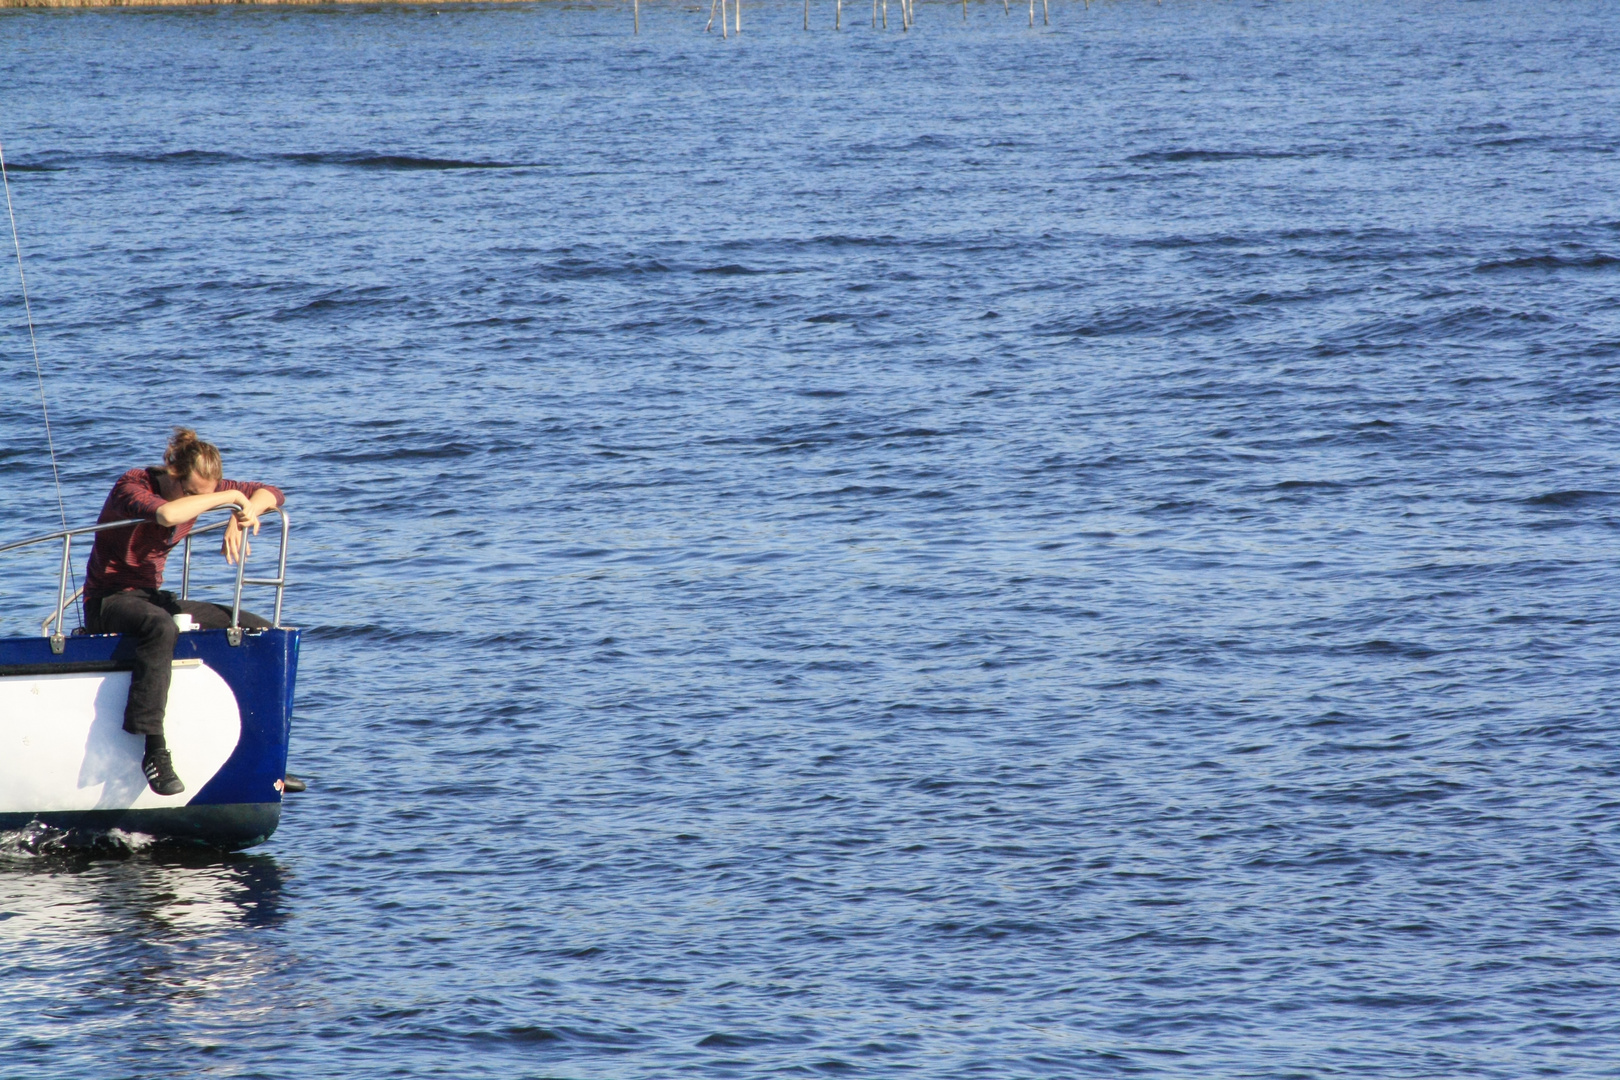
[1,137,300,851]
[0,508,299,850]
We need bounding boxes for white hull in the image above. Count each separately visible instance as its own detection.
[0,661,242,814]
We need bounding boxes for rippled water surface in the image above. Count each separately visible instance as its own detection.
[2,1,1619,1075]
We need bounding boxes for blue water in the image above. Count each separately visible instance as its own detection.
[2,1,1619,1075]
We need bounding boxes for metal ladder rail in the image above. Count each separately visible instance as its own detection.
[182,508,292,640]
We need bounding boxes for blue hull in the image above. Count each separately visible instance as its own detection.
[0,628,299,850]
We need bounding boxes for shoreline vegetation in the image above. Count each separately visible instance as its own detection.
[1,0,533,7]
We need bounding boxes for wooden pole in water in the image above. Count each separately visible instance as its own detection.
[721,0,728,37]
[962,0,967,22]
[804,0,809,29]
[836,0,842,29]
[707,0,718,31]
[634,0,640,34]
[872,0,877,26]
[1027,0,1033,26]
[1002,0,1008,15]
[1042,0,1048,23]
[735,0,740,35]
[882,0,887,28]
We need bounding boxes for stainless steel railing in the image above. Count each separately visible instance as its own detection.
[0,506,290,652]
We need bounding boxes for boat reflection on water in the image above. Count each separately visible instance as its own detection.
[0,833,303,1041]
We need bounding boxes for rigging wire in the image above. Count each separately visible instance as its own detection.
[1,136,81,627]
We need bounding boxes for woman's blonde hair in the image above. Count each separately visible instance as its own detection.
[164,427,222,482]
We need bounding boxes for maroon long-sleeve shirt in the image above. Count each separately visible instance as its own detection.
[83,467,285,601]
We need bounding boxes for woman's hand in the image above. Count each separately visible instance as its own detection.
[221,492,262,566]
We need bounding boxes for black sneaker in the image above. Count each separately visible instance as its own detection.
[142,750,185,796]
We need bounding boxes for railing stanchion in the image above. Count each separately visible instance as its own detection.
[181,534,192,600]
[273,512,289,627]
[51,535,71,653]
[229,531,248,645]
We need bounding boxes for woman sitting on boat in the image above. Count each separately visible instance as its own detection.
[83,427,285,796]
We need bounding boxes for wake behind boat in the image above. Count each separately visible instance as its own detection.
[0,509,299,850]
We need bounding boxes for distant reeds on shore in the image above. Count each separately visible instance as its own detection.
[1,0,530,7]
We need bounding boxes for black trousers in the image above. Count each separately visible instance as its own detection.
[85,589,270,736]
